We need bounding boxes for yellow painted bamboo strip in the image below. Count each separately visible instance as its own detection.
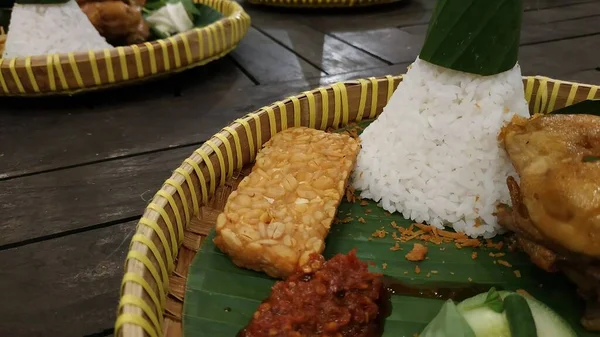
[118,295,161,335]
[234,118,256,162]
[131,45,145,78]
[524,77,535,104]
[547,80,561,113]
[130,234,169,292]
[164,178,191,223]
[117,47,129,81]
[222,126,243,170]
[217,21,226,50]
[205,140,227,187]
[214,133,234,178]
[319,87,329,130]
[332,83,342,129]
[147,203,179,256]
[51,55,69,90]
[115,313,159,337]
[138,217,175,271]
[0,59,8,94]
[181,33,193,65]
[155,190,184,244]
[207,25,215,56]
[250,113,263,150]
[196,28,205,60]
[167,37,181,68]
[144,42,158,74]
[120,273,162,319]
[356,79,368,121]
[125,251,166,307]
[587,86,598,99]
[88,51,101,85]
[304,90,317,129]
[264,106,278,136]
[230,18,238,46]
[67,53,84,88]
[174,167,200,216]
[23,57,40,93]
[340,83,349,126]
[290,96,302,127]
[368,77,378,118]
[385,75,394,103]
[195,148,217,195]
[184,158,209,204]
[566,84,579,106]
[157,40,171,71]
[103,49,115,83]
[276,101,288,130]
[9,58,25,93]
[534,78,548,115]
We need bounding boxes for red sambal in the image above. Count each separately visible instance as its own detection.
[238,249,384,337]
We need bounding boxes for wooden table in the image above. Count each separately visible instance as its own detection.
[1,0,599,335]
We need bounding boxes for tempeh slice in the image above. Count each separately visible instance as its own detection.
[213,127,360,278]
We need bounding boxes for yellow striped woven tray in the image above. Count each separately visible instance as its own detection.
[114,75,599,337]
[0,0,250,97]
[246,0,399,7]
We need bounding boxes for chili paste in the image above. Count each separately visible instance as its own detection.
[238,249,384,337]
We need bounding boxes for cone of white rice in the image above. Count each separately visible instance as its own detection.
[3,0,112,59]
[353,0,527,238]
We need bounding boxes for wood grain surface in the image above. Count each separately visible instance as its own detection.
[1,0,598,335]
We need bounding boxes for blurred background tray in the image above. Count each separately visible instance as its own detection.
[0,0,250,96]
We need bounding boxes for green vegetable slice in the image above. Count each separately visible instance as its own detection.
[419,0,522,76]
[504,294,538,337]
[420,300,476,337]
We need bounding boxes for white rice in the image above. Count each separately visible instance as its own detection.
[352,58,529,238]
[3,0,112,59]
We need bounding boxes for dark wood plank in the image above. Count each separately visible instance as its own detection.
[563,69,600,85]
[231,27,324,83]
[0,221,135,337]
[0,147,193,246]
[298,0,597,32]
[328,14,600,64]
[0,62,413,180]
[523,1,600,24]
[519,34,600,78]
[0,63,414,245]
[247,9,389,74]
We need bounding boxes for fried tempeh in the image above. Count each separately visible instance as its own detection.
[213,127,360,278]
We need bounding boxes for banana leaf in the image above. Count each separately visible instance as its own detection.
[183,121,596,337]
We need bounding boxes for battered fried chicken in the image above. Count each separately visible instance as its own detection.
[79,0,150,45]
[498,113,600,331]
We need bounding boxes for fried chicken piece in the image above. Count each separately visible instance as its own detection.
[498,113,600,331]
[405,243,428,262]
[501,114,600,257]
[80,0,150,45]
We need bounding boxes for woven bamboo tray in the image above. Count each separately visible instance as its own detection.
[115,75,600,337]
[246,0,398,8]
[0,0,249,97]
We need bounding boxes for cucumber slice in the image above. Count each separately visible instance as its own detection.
[457,291,577,337]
